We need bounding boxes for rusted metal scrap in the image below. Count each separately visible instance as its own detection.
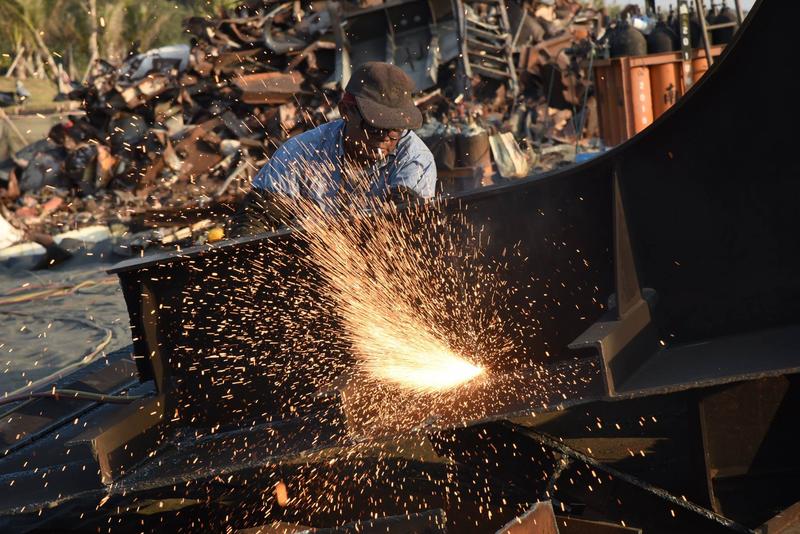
[0,2,339,239]
[233,71,304,105]
[2,0,621,242]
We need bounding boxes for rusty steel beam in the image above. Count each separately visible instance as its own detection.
[756,501,800,534]
[67,394,166,485]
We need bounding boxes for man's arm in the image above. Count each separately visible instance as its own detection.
[230,139,304,237]
[231,189,294,237]
[388,137,437,200]
[385,185,423,205]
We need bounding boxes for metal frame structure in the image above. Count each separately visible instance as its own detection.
[694,0,745,67]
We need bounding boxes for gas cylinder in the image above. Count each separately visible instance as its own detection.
[711,6,737,44]
[610,22,648,58]
[647,19,679,53]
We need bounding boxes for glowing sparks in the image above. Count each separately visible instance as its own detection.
[276,154,494,396]
[356,322,484,394]
[307,209,488,395]
[197,136,565,440]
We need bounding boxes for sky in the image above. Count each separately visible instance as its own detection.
[608,0,756,11]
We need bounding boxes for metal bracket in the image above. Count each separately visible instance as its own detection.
[67,394,166,485]
[568,171,655,396]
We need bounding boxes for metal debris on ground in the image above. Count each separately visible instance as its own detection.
[1,0,729,256]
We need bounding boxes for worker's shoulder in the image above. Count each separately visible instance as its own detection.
[397,130,434,164]
[281,119,343,153]
[266,121,341,170]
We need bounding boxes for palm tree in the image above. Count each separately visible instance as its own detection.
[0,0,61,81]
[101,0,189,64]
[2,0,196,81]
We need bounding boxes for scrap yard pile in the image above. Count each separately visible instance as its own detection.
[0,2,340,250]
[1,0,608,254]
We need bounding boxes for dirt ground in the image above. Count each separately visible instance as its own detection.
[0,110,82,161]
[0,78,59,111]
[0,242,132,396]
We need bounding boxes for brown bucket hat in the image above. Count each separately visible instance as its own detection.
[345,62,423,131]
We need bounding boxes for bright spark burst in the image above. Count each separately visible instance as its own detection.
[178,131,598,442]
[283,156,489,395]
[356,321,484,394]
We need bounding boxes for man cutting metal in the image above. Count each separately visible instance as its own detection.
[236,62,437,234]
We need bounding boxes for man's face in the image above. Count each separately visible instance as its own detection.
[340,104,404,162]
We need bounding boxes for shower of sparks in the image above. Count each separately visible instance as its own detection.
[128,125,606,531]
[252,150,498,398]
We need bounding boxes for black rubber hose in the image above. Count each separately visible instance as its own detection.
[0,388,143,407]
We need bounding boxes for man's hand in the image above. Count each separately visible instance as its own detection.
[230,189,294,237]
[386,185,423,206]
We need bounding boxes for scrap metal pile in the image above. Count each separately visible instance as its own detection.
[0,1,338,247]
[0,0,605,251]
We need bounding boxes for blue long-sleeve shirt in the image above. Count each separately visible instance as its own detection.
[251,119,437,201]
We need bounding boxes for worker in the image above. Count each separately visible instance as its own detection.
[235,62,436,234]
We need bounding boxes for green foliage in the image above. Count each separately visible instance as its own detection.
[0,0,201,76]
